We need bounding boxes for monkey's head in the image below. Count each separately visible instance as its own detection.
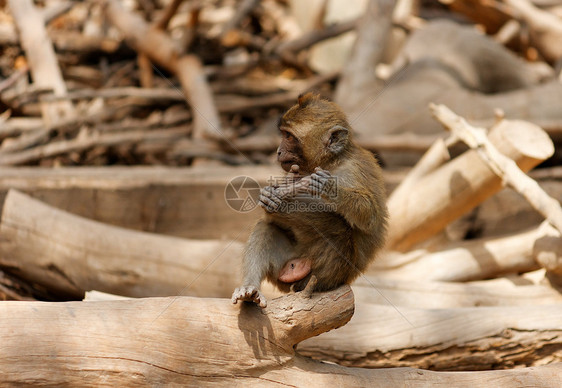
[277,93,353,174]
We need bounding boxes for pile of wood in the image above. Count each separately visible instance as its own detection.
[1,0,559,167]
[1,0,562,386]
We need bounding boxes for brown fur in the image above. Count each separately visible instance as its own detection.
[232,93,388,307]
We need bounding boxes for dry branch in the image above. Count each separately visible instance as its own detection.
[504,0,562,62]
[431,104,562,233]
[8,0,74,125]
[334,0,395,109]
[0,127,190,166]
[387,115,554,251]
[103,0,222,141]
[273,18,359,58]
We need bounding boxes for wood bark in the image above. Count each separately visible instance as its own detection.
[1,288,561,386]
[387,118,553,251]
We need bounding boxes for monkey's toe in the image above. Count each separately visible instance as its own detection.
[231,286,267,308]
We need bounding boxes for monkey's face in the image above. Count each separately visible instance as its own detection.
[277,127,305,172]
[277,93,352,174]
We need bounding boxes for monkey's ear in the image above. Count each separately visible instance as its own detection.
[297,92,318,108]
[326,125,349,154]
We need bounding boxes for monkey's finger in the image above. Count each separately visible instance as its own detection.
[314,167,330,175]
[259,198,278,213]
[260,186,275,197]
[314,171,331,179]
[259,196,277,207]
[309,181,324,194]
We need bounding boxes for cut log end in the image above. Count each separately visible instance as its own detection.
[490,119,555,166]
[265,283,355,346]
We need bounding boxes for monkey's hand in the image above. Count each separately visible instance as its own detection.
[309,167,335,198]
[231,285,267,308]
[259,185,285,213]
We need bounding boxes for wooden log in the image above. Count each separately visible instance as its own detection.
[0,286,354,386]
[300,302,562,370]
[0,166,402,240]
[0,189,243,298]
[353,275,562,308]
[533,222,562,285]
[1,290,561,386]
[387,118,554,251]
[1,187,551,303]
[372,226,541,281]
[388,136,452,208]
[345,20,561,142]
[0,166,269,240]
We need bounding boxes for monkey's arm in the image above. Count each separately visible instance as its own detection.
[310,168,381,233]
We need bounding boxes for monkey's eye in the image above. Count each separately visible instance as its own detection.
[281,130,293,141]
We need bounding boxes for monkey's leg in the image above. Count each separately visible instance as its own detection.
[231,220,294,308]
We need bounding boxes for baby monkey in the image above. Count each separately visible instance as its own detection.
[232,93,387,307]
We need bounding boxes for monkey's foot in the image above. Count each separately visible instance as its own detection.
[231,286,267,308]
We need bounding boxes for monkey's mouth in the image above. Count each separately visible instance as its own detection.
[280,161,295,172]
